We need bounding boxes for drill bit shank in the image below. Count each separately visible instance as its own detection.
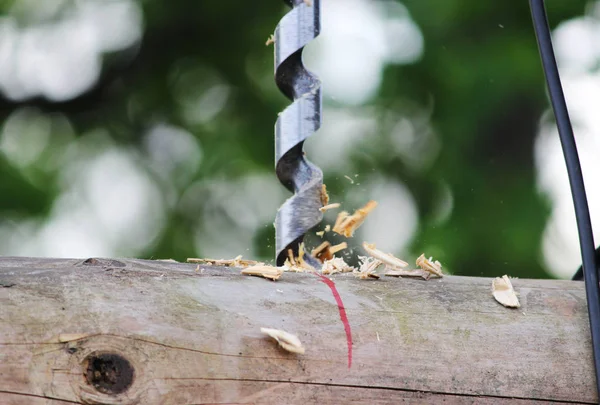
[274,0,323,267]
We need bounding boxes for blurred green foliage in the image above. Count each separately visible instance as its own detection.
[0,0,589,278]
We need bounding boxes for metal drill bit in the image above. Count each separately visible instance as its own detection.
[274,0,323,267]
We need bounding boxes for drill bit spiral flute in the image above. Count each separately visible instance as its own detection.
[274,0,323,267]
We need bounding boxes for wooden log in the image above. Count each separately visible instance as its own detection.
[0,256,595,404]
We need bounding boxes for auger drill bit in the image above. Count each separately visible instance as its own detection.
[274,0,323,268]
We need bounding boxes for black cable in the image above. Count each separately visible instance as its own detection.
[573,246,600,281]
[530,0,600,398]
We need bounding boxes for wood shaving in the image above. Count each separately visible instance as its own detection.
[58,333,91,343]
[333,211,349,233]
[324,225,331,232]
[241,265,283,281]
[384,267,431,280]
[312,241,333,262]
[316,230,325,237]
[187,256,261,267]
[492,275,520,308]
[265,35,275,46]
[261,327,305,354]
[319,203,341,213]
[344,175,354,184]
[330,242,347,255]
[320,184,329,206]
[311,241,348,263]
[415,254,443,277]
[283,244,314,272]
[362,242,408,269]
[321,257,356,275]
[333,200,378,237]
[354,256,382,279]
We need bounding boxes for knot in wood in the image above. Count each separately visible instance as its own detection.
[84,352,134,395]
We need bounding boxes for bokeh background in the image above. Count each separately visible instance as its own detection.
[0,0,596,279]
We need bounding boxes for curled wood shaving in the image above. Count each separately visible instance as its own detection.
[241,265,283,281]
[265,35,275,46]
[187,256,261,267]
[384,267,431,280]
[261,327,305,354]
[492,275,520,308]
[415,254,443,277]
[354,256,382,279]
[362,242,408,269]
[321,257,356,275]
[344,175,354,184]
[319,203,341,213]
[320,184,330,206]
[333,200,378,237]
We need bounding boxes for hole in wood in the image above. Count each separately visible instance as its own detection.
[84,352,134,395]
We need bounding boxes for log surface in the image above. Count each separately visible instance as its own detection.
[0,256,594,404]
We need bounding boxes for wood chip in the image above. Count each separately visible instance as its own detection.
[319,203,341,213]
[241,265,283,281]
[354,256,382,279]
[415,254,443,277]
[384,267,431,280]
[492,275,520,308]
[261,327,305,354]
[58,333,91,343]
[321,257,356,275]
[187,256,261,267]
[320,184,329,206]
[333,200,377,237]
[324,225,331,232]
[265,35,275,46]
[316,231,325,237]
[362,242,408,269]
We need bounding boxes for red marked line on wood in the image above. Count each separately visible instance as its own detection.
[315,273,353,368]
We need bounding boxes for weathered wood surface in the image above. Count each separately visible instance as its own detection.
[0,256,594,404]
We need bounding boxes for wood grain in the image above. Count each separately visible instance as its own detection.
[0,257,594,404]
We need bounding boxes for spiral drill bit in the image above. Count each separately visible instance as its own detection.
[274,0,323,267]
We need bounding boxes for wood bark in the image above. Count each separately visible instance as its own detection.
[0,257,595,404]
